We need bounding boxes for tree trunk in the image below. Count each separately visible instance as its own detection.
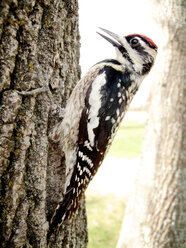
[0,0,88,247]
[117,1,186,248]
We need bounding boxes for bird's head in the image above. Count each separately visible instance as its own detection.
[97,28,158,75]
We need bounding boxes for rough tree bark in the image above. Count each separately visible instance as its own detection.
[117,1,186,248]
[0,0,88,247]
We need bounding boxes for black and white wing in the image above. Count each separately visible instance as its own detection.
[49,62,133,234]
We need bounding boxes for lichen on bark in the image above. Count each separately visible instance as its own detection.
[0,0,87,247]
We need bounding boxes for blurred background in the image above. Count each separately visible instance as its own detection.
[78,0,160,247]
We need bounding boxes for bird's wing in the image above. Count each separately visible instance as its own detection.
[48,65,131,235]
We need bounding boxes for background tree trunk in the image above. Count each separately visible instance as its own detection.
[0,0,88,247]
[117,0,186,248]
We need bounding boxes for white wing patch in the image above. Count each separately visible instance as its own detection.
[87,72,106,146]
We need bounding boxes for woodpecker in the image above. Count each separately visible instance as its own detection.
[48,28,157,236]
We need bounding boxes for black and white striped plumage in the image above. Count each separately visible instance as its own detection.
[49,28,157,235]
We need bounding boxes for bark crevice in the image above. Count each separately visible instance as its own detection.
[0,1,88,247]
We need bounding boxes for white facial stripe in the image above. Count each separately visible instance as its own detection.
[87,72,106,146]
[141,39,157,62]
[116,36,144,73]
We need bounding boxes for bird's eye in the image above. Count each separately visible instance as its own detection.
[130,38,139,47]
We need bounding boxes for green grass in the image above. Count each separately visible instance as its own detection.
[86,193,126,248]
[108,121,145,158]
[86,120,145,247]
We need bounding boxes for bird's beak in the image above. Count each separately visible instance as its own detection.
[97,27,122,48]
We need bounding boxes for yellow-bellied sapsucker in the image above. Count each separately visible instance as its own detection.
[49,28,157,236]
